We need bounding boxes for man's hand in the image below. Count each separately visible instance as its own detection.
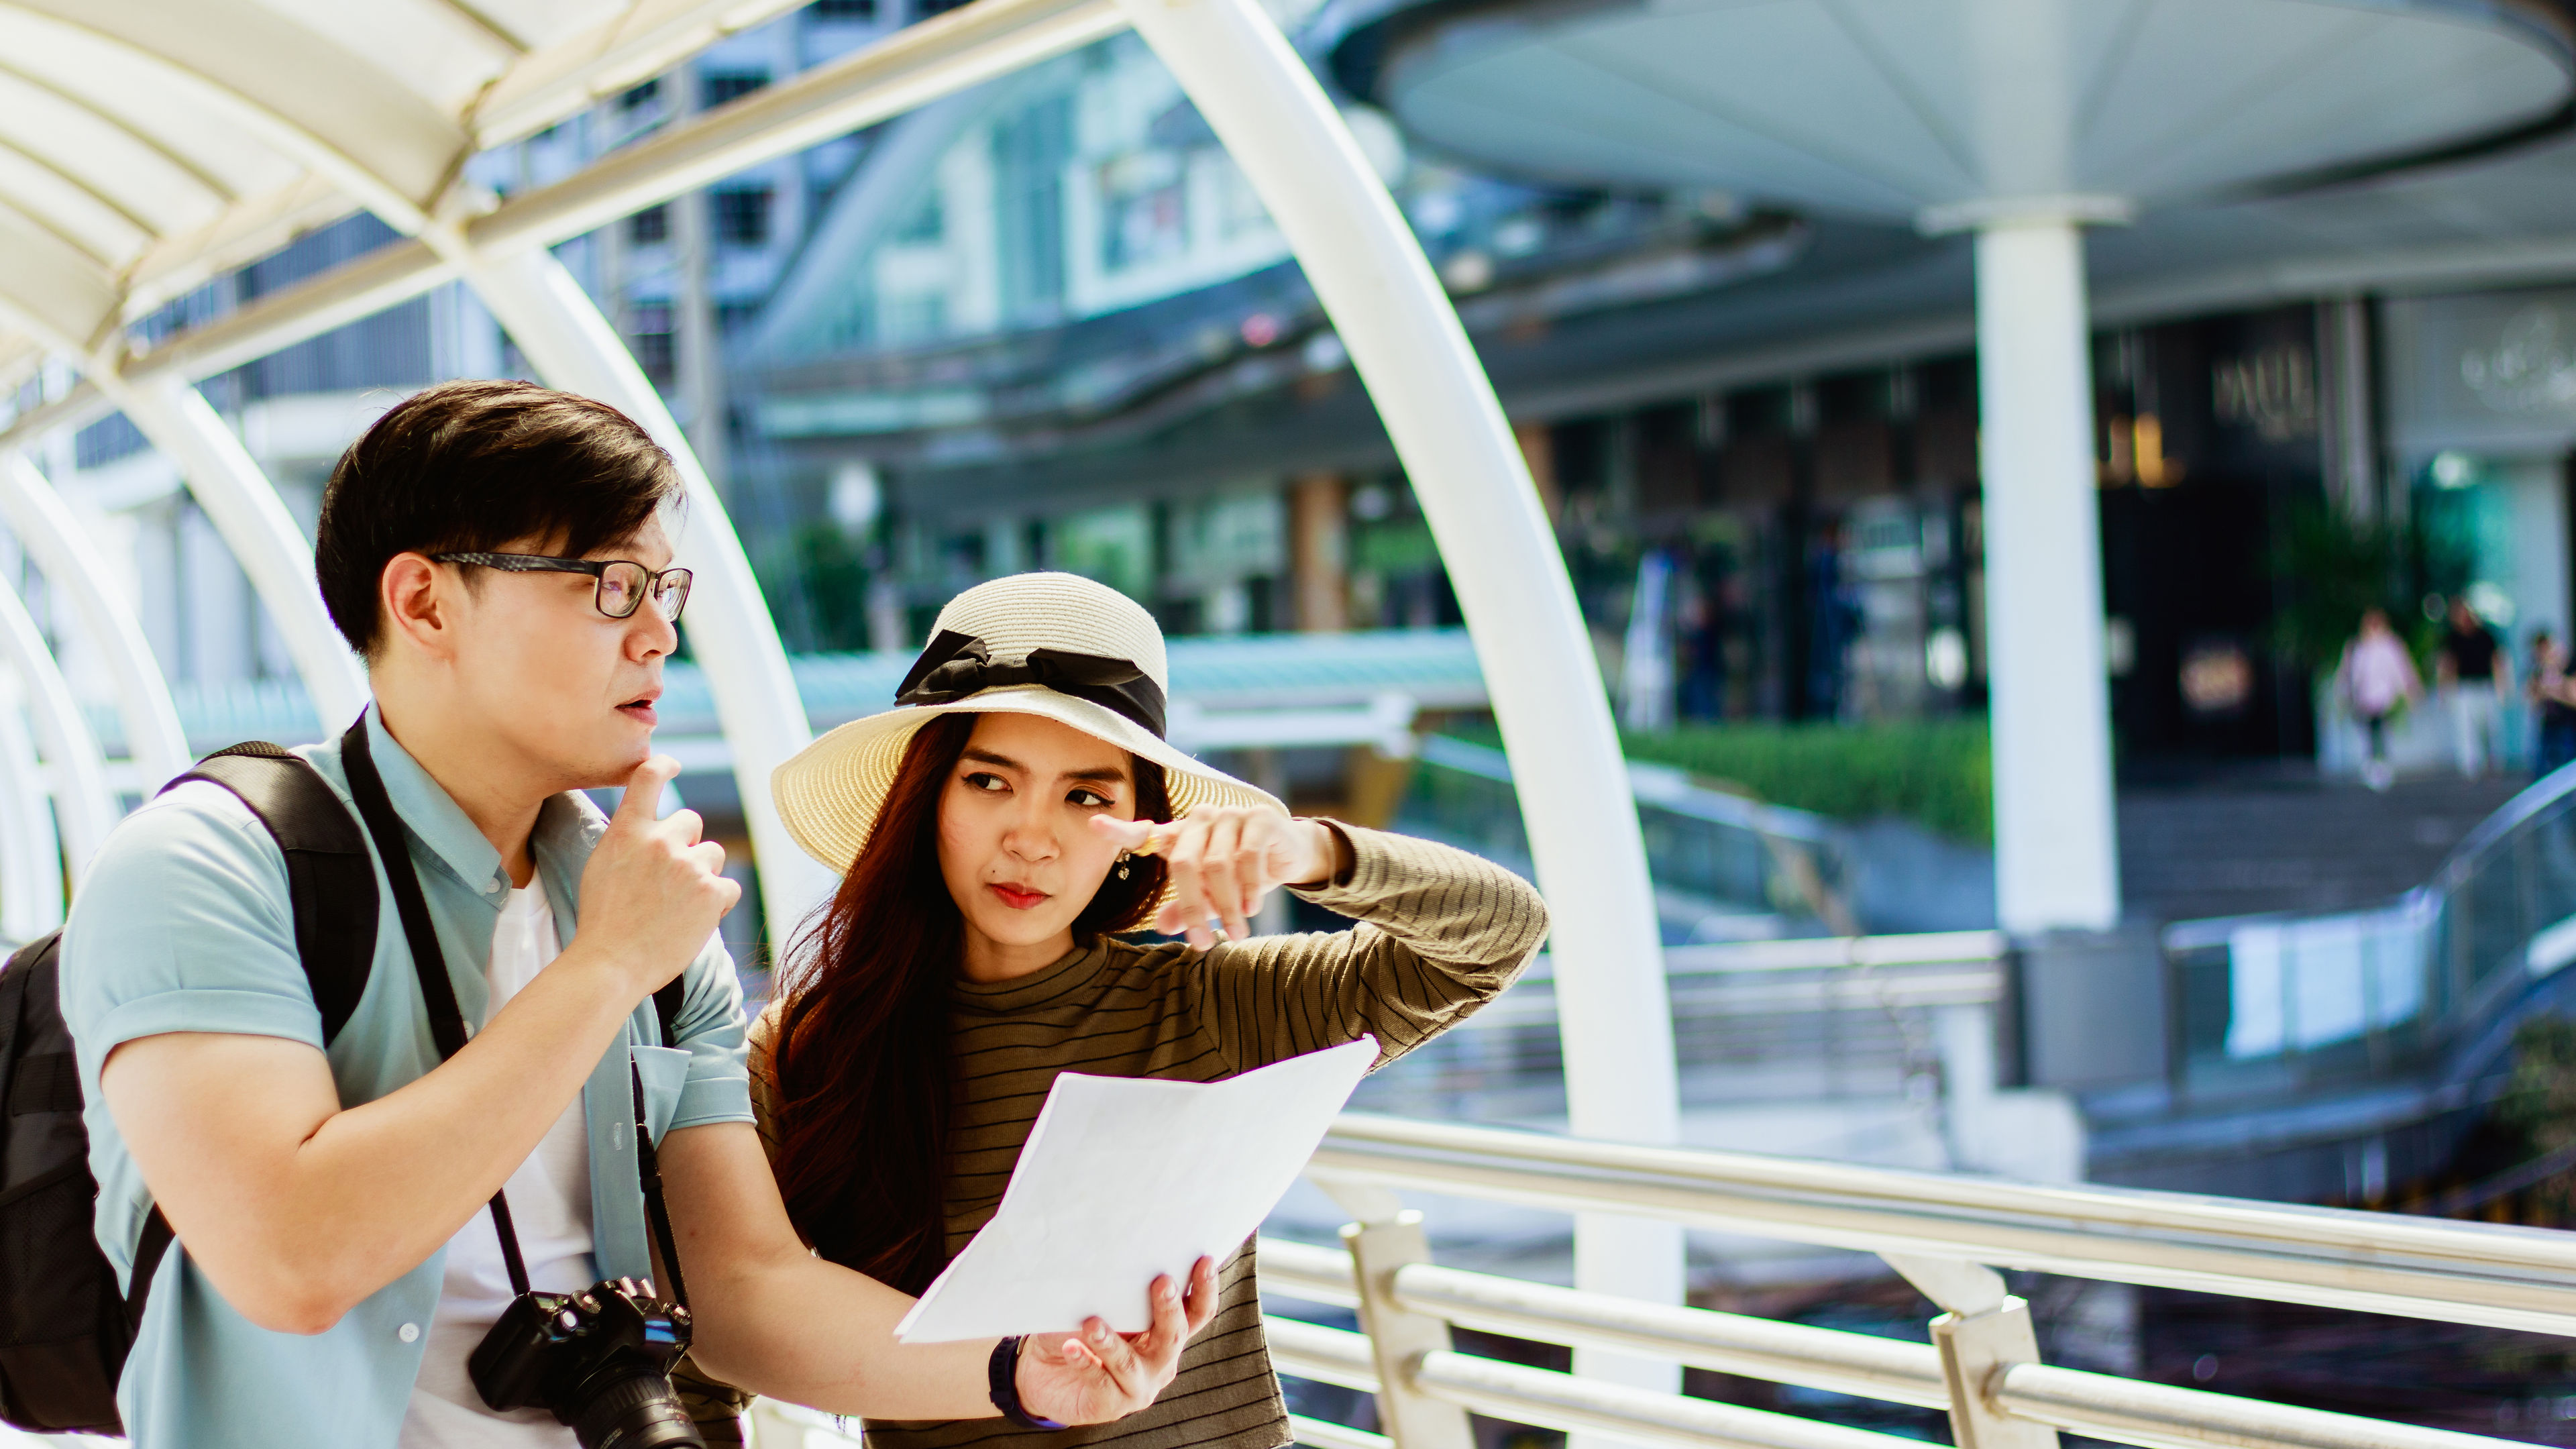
[1016,1258,1222,1424]
[570,756,739,994]
[1093,807,1348,949]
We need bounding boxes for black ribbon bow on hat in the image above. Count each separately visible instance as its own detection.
[896,629,1169,738]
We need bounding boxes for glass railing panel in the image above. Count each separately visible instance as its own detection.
[2165,767,2576,1105]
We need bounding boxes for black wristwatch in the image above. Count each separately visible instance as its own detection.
[989,1336,1069,1431]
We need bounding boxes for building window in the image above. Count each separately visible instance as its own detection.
[892,190,943,244]
[629,205,669,245]
[702,71,769,109]
[1099,152,1187,272]
[714,186,774,246]
[810,0,875,17]
[618,79,660,111]
[630,304,674,380]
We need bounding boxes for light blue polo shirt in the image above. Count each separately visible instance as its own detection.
[60,706,756,1449]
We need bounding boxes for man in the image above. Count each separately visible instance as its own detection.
[2436,595,2511,780]
[63,380,1214,1448]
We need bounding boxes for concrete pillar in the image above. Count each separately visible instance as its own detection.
[1972,217,2120,932]
[1289,473,1348,632]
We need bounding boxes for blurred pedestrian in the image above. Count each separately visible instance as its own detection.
[2436,596,2512,778]
[2533,630,2576,779]
[2339,606,2422,791]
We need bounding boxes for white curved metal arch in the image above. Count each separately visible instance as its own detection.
[0,569,116,884]
[0,214,122,359]
[462,248,841,938]
[0,666,64,942]
[1109,0,1684,1352]
[105,374,372,733]
[0,451,192,792]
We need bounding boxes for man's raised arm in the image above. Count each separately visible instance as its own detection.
[96,758,734,1334]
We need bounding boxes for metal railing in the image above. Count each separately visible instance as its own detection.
[2163,761,2576,1104]
[1406,736,1851,930]
[1255,1112,2570,1449]
[1351,930,2007,1124]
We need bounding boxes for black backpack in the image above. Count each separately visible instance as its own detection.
[0,741,689,1434]
[0,743,376,1434]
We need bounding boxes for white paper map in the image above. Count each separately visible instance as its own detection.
[895,1036,1378,1342]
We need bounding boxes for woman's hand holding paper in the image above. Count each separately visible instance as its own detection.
[1015,1257,1220,1423]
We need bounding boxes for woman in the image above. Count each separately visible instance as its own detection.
[688,572,1547,1447]
[2338,606,2422,792]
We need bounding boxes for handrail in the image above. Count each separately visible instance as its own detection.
[1260,1110,2554,1449]
[1256,1245,2533,1449]
[1308,1112,2576,1336]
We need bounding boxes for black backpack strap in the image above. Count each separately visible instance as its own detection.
[165,743,378,1045]
[341,716,689,1307]
[126,1211,174,1326]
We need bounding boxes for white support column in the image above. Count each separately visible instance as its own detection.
[0,452,193,791]
[1110,0,1684,1390]
[1972,217,2120,933]
[0,574,115,885]
[107,374,372,733]
[0,667,64,941]
[459,246,838,942]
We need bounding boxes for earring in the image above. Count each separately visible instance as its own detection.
[1116,851,1132,881]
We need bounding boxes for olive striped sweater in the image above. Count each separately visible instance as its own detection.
[712,823,1546,1449]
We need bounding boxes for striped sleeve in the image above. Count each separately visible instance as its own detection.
[1201,823,1547,1072]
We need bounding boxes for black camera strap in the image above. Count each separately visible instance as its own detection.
[341,716,688,1308]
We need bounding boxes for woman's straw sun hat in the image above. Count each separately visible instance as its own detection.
[772,572,1283,873]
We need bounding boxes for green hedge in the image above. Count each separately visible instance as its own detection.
[1452,718,1995,845]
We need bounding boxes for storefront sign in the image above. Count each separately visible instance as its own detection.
[2382,289,2576,455]
[2212,343,2316,442]
[2457,303,2576,413]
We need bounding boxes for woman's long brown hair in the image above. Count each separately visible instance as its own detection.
[767,712,1174,1291]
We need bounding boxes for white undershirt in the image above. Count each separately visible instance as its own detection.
[398,885,595,1449]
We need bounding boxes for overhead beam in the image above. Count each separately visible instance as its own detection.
[466,0,1126,257]
[468,0,817,146]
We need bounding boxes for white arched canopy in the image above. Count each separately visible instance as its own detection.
[0,0,1685,1333]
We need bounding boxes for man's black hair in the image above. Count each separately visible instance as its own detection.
[315,379,681,656]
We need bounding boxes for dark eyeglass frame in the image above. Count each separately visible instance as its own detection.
[432,551,694,623]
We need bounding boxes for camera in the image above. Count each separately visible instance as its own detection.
[469,1275,705,1449]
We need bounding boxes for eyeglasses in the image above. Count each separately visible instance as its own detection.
[433,551,694,623]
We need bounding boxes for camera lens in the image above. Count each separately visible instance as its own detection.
[568,1372,706,1449]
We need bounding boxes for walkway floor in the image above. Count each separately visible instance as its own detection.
[2117,763,2528,923]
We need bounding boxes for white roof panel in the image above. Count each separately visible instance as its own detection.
[0,0,803,374]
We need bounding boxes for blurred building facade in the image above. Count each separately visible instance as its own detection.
[23,0,2576,783]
